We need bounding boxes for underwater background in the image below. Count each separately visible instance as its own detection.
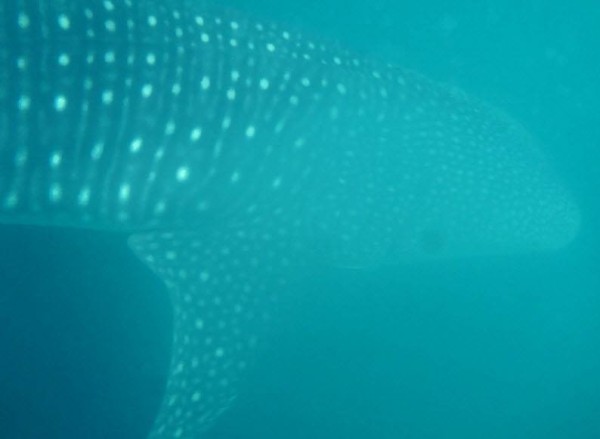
[0,0,598,438]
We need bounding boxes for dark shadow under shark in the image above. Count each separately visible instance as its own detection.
[0,1,580,437]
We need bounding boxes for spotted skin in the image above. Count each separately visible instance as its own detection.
[0,0,580,438]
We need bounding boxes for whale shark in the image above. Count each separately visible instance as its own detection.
[0,0,581,437]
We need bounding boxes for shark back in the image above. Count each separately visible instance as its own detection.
[0,1,579,253]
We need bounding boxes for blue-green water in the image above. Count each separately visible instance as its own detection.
[0,1,598,438]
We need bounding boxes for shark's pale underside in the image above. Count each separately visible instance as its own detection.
[0,0,580,437]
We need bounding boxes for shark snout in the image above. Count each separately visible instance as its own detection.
[535,188,581,251]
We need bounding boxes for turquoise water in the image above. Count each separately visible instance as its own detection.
[0,1,598,438]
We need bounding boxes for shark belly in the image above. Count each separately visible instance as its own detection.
[0,1,580,438]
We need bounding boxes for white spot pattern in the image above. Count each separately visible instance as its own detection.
[0,3,580,439]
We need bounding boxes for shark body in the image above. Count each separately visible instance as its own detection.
[0,1,580,437]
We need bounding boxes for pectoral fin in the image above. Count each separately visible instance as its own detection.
[129,226,292,438]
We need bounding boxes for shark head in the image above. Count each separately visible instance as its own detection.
[302,85,581,268]
[0,1,581,438]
